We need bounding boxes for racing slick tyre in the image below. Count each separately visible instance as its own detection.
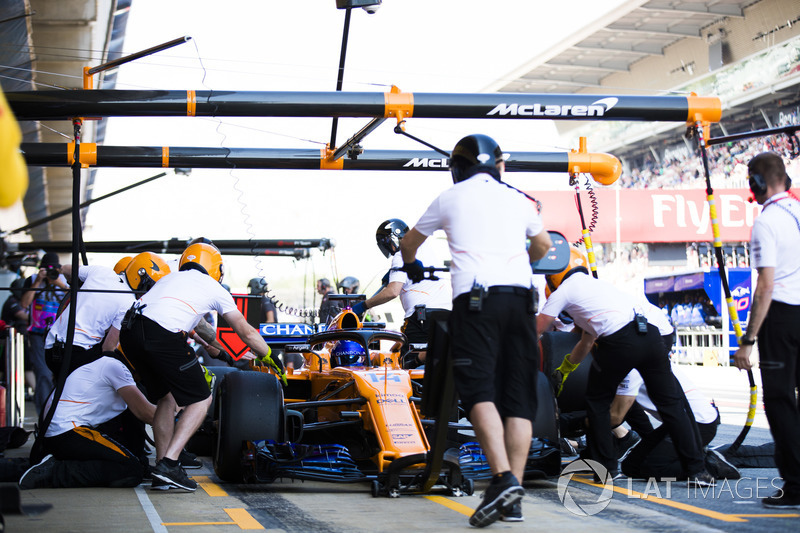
[531,371,559,443]
[540,330,591,414]
[214,371,284,483]
[186,366,240,455]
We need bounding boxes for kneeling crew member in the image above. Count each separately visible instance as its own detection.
[18,351,155,489]
[613,366,730,480]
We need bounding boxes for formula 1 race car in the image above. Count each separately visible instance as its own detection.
[208,295,561,497]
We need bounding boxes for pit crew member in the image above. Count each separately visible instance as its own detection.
[400,133,551,527]
[119,243,279,492]
[537,248,713,486]
[352,219,451,362]
[44,252,170,377]
[733,151,800,509]
[18,351,155,489]
[613,366,735,481]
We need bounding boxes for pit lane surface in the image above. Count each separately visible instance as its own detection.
[5,366,797,532]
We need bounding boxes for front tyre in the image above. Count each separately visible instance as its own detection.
[213,371,284,482]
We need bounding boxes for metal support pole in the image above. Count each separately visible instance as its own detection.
[329,7,352,150]
[6,171,169,236]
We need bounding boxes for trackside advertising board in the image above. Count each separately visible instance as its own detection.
[529,188,762,243]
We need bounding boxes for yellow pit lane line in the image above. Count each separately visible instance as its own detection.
[193,475,229,497]
[162,509,264,529]
[424,495,474,517]
[572,474,747,522]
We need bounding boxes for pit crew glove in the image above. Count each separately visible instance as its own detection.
[202,365,216,391]
[256,345,288,386]
[551,354,579,397]
[351,301,367,316]
[402,260,426,284]
[215,348,250,370]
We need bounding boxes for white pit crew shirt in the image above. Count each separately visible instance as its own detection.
[389,239,452,318]
[750,192,800,305]
[617,365,718,424]
[46,265,135,350]
[44,357,136,437]
[540,272,671,338]
[140,270,237,333]
[413,173,544,298]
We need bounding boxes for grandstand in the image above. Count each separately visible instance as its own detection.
[490,0,800,270]
[489,0,800,362]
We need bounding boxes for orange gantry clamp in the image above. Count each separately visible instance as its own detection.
[384,85,414,123]
[567,136,622,186]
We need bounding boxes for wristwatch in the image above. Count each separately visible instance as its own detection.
[740,336,756,346]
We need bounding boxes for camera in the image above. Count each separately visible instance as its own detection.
[46,266,60,280]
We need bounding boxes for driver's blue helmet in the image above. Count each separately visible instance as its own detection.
[330,340,366,368]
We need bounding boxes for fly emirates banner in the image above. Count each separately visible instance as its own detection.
[529,188,764,243]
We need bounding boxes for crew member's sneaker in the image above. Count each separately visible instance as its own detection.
[178,450,202,469]
[469,473,524,528]
[615,430,641,460]
[763,489,800,509]
[151,460,197,492]
[687,470,715,487]
[19,454,56,490]
[704,449,740,480]
[500,501,524,522]
[150,476,171,491]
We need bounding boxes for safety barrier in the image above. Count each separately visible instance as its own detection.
[4,328,26,427]
[672,327,729,366]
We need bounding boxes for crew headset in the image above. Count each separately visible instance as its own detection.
[749,170,800,232]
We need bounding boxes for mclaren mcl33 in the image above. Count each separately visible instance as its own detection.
[206,299,560,497]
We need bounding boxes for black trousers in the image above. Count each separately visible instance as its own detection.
[43,412,144,488]
[585,322,705,475]
[758,300,800,492]
[450,289,538,420]
[622,412,719,480]
[45,342,103,377]
[401,307,450,345]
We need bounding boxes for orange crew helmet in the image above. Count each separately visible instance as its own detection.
[124,252,170,293]
[179,243,224,282]
[545,247,589,297]
[113,255,134,274]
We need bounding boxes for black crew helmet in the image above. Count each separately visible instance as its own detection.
[188,236,215,247]
[449,134,505,184]
[376,218,409,258]
[248,277,268,294]
[338,276,360,293]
